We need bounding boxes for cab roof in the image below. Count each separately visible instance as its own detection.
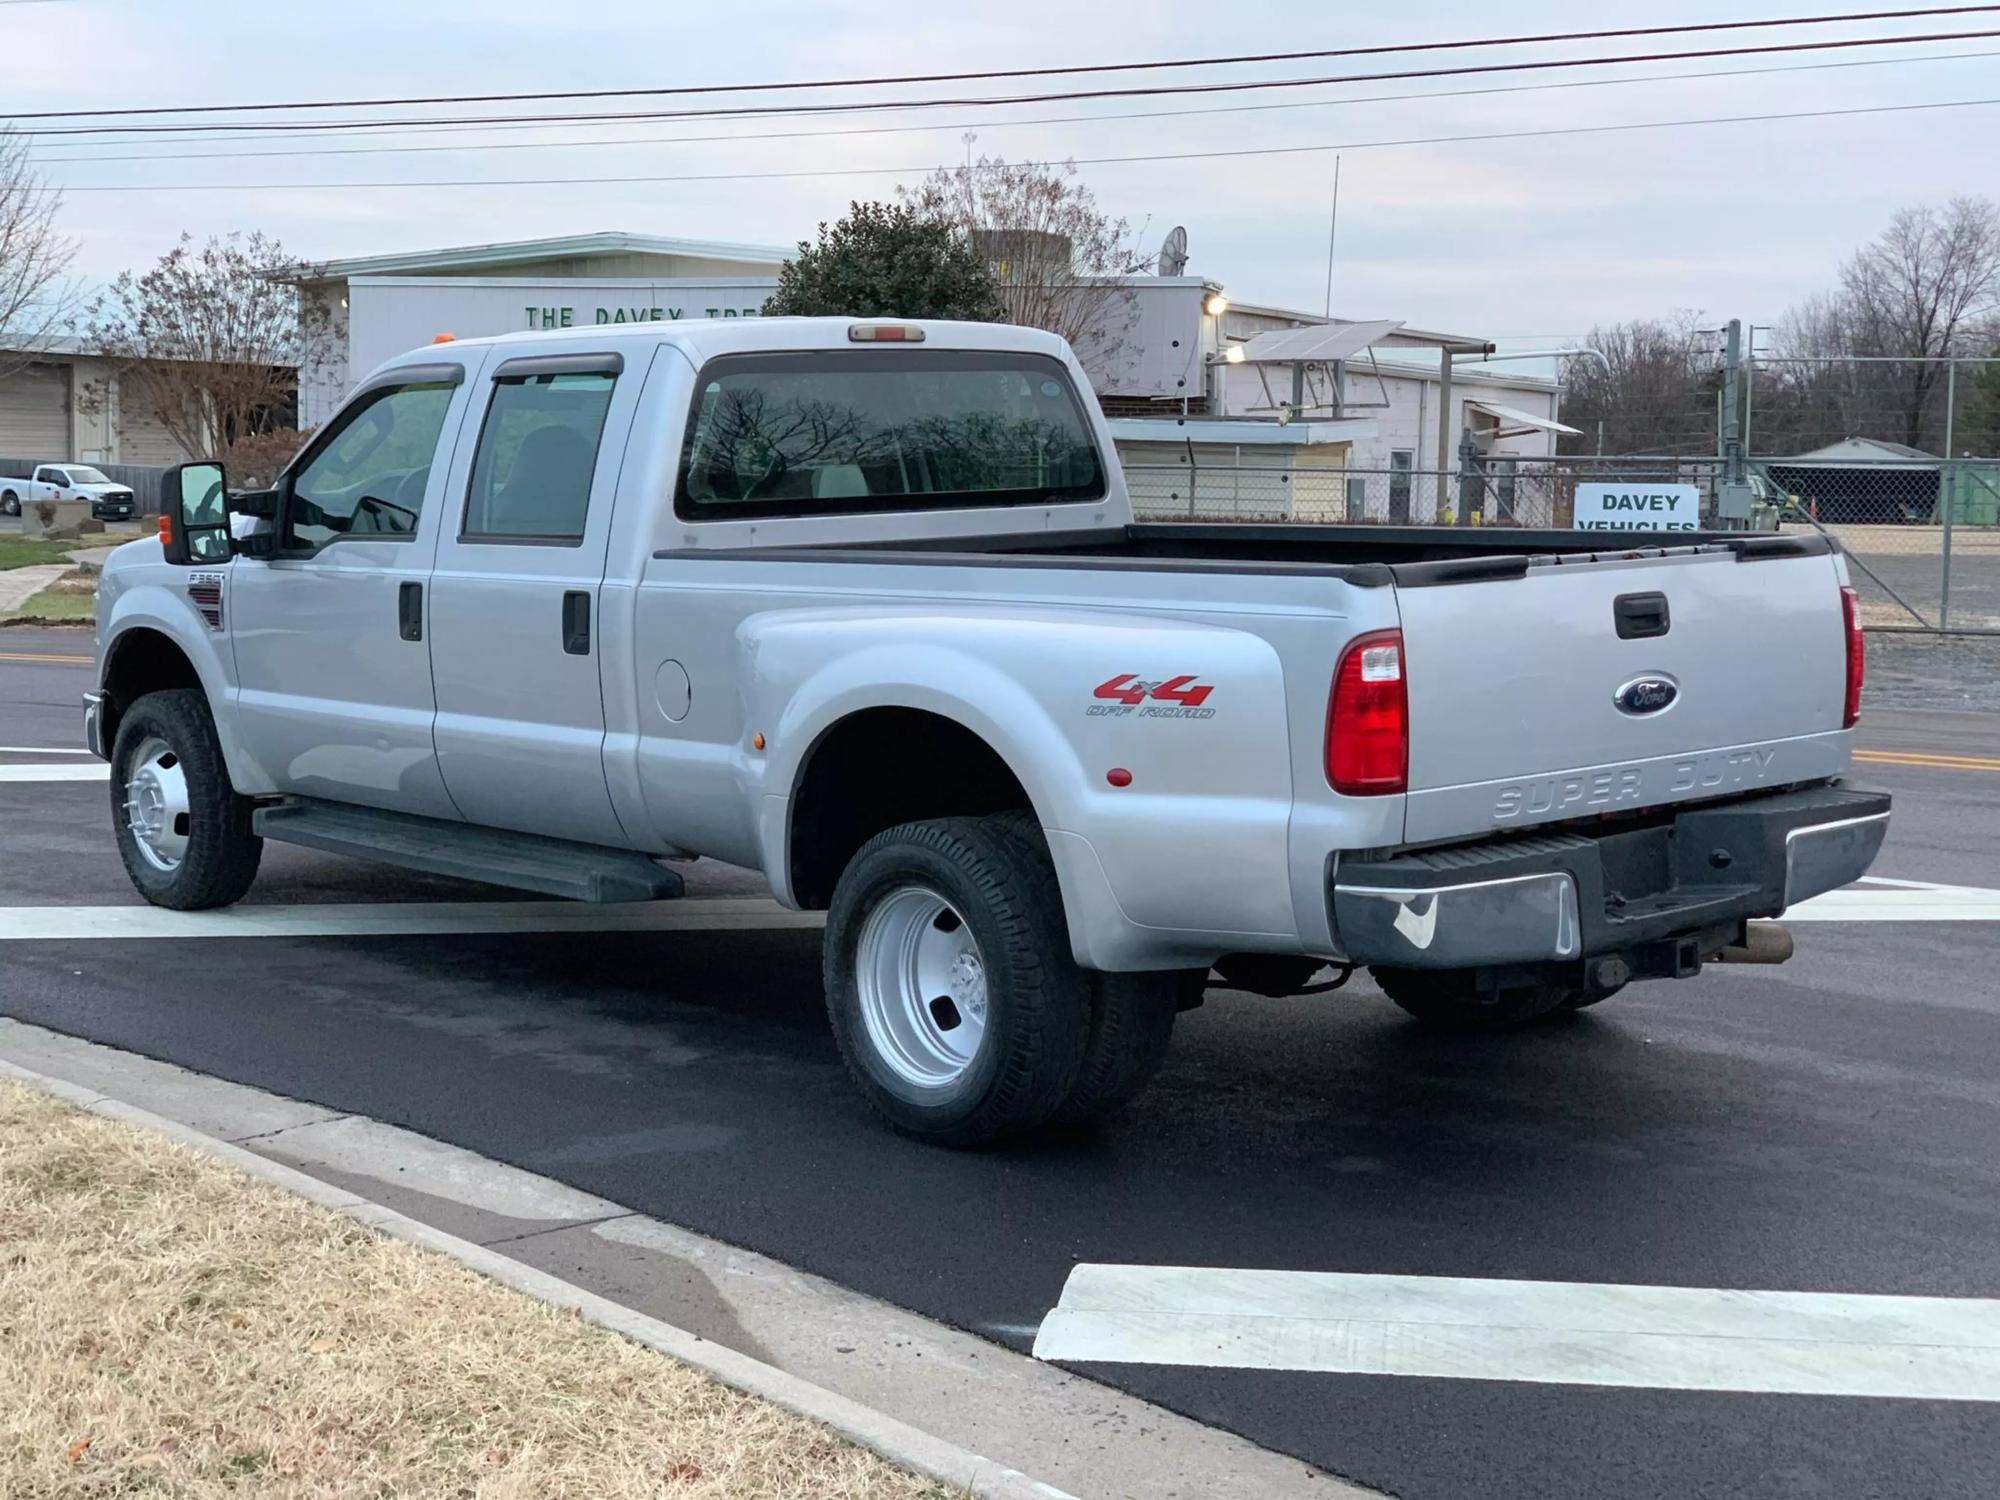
[383,316,1074,367]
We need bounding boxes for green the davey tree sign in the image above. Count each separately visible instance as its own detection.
[524,303,762,328]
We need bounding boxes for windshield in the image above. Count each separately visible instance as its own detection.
[65,466,111,484]
[676,349,1105,519]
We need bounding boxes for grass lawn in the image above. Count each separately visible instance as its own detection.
[0,1079,950,1499]
[4,582,95,623]
[0,536,81,571]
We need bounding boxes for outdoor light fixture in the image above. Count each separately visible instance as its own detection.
[1204,292,1230,316]
[1221,343,1245,364]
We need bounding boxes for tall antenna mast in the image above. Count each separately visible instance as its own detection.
[1322,154,1342,319]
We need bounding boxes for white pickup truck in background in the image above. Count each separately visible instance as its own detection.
[1,462,139,520]
[83,317,1889,1145]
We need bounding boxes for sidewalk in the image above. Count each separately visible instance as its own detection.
[0,564,69,613]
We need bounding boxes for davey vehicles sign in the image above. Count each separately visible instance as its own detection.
[1572,482,1702,532]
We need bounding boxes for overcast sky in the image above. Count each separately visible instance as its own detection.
[5,0,1997,343]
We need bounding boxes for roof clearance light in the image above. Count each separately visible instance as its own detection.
[431,332,456,344]
[848,323,926,343]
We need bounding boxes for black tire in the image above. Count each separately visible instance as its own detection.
[978,808,1184,1126]
[1053,971,1187,1126]
[110,688,262,911]
[823,815,1089,1146]
[1372,967,1579,1031]
[1,490,18,516]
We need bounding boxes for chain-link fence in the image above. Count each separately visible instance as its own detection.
[1755,457,2000,633]
[1121,449,1998,633]
[1123,455,1721,529]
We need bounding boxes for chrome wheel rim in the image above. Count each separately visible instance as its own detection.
[855,886,989,1090]
[123,734,191,873]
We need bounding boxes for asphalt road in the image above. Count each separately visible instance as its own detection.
[3,631,1998,1499]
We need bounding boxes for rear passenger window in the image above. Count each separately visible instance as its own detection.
[463,370,617,542]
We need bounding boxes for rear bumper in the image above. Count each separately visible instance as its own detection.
[1330,784,1890,971]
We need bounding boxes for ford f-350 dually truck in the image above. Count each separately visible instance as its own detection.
[84,317,1888,1145]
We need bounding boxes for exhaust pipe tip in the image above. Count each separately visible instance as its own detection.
[1717,921,1794,965]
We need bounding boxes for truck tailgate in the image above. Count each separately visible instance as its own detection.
[1396,545,1852,845]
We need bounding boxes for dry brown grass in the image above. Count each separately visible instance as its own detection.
[0,1080,949,1499]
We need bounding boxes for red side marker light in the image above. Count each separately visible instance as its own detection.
[1106,767,1133,788]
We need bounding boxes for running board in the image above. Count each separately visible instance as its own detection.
[252,799,685,903]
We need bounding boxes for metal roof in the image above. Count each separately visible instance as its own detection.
[1236,320,1404,365]
[293,231,791,281]
[1467,399,1582,437]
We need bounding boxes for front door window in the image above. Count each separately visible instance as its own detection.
[286,382,456,550]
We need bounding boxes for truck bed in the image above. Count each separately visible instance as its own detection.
[667,521,1832,587]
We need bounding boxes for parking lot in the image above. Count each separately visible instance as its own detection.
[3,627,1998,1499]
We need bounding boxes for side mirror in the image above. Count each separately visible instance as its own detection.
[160,462,232,566]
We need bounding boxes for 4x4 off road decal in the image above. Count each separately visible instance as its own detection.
[1088,674,1217,720]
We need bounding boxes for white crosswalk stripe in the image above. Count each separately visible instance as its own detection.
[0,762,108,781]
[1032,1265,2000,1401]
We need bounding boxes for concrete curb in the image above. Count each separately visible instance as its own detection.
[0,1055,1078,1500]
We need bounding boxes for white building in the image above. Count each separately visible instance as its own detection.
[0,337,202,467]
[294,231,790,428]
[291,231,1573,521]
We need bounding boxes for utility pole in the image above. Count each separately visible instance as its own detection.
[1715,318,1754,526]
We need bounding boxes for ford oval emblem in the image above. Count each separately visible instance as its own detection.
[1614,674,1679,716]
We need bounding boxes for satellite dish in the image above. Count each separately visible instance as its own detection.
[1156,225,1189,276]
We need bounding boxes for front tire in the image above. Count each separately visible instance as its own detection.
[110,689,262,911]
[823,815,1089,1146]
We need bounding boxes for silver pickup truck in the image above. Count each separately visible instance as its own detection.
[85,317,1888,1144]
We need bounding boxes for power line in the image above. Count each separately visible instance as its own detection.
[9,4,1997,122]
[45,94,2000,194]
[15,26,2000,138]
[31,46,2000,167]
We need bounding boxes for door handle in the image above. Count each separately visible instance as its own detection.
[398,581,423,642]
[562,590,591,655]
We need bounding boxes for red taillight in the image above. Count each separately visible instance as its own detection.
[1327,628,1407,795]
[1841,585,1864,728]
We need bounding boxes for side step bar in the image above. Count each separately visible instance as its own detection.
[252,798,685,903]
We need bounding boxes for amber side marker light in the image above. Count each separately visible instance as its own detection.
[157,515,172,544]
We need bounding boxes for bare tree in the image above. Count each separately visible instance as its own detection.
[86,232,316,458]
[1557,314,1721,455]
[901,157,1150,376]
[0,127,78,379]
[1758,197,2000,453]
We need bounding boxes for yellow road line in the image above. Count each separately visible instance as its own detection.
[1855,749,2000,773]
[0,650,90,665]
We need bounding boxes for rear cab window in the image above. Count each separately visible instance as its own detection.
[674,349,1105,520]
